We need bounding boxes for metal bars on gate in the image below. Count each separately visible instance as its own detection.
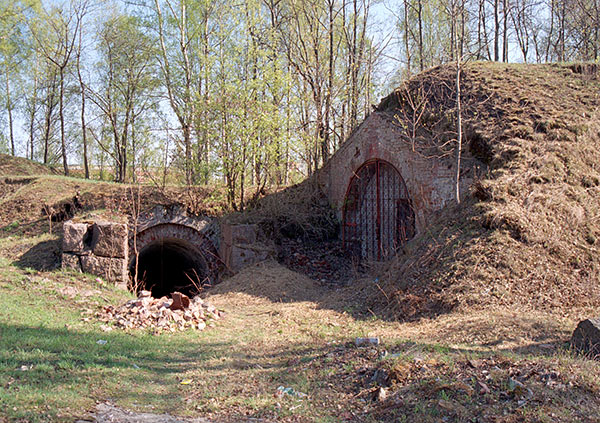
[342,159,415,261]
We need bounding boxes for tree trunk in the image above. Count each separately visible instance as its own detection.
[403,0,411,74]
[494,0,500,61]
[77,28,89,178]
[183,123,192,185]
[477,0,483,58]
[482,0,491,59]
[350,0,359,131]
[417,0,424,71]
[559,0,566,61]
[43,94,53,164]
[5,67,14,156]
[502,0,509,62]
[323,0,335,163]
[455,13,463,204]
[29,104,35,161]
[594,0,600,61]
[131,113,136,183]
[81,93,89,179]
[546,0,555,61]
[59,68,69,176]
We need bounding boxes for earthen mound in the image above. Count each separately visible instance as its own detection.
[363,62,600,319]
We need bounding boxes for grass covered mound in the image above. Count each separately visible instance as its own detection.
[0,153,58,176]
[0,172,228,271]
[225,180,339,242]
[366,62,600,319]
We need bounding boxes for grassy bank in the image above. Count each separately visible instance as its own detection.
[1,257,599,422]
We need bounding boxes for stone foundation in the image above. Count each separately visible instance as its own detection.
[63,216,270,288]
[220,223,274,273]
[62,220,128,288]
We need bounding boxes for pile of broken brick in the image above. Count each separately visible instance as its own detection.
[96,290,223,333]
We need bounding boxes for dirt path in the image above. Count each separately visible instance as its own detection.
[78,403,212,423]
[206,260,577,350]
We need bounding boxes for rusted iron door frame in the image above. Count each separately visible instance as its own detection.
[342,159,414,260]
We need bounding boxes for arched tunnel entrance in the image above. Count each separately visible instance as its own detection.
[130,222,219,298]
[131,238,208,298]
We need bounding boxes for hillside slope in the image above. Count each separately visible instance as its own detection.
[0,170,228,271]
[365,62,600,319]
[0,154,57,176]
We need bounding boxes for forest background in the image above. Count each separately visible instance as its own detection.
[1,0,598,209]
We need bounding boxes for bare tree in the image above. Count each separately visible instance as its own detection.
[152,0,198,185]
[74,5,90,178]
[502,0,510,62]
[30,0,86,176]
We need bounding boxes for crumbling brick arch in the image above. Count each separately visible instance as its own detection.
[130,223,220,297]
[342,158,415,261]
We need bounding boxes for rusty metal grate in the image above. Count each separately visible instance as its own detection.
[342,159,415,261]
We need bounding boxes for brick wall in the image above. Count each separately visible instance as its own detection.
[131,223,220,282]
[320,112,484,234]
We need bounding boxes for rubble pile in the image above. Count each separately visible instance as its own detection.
[96,290,223,332]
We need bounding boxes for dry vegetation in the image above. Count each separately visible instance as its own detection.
[0,174,229,271]
[202,260,600,423]
[0,153,58,177]
[2,63,600,422]
[354,62,600,321]
[224,180,339,242]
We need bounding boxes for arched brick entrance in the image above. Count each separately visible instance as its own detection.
[130,223,219,297]
[342,159,415,260]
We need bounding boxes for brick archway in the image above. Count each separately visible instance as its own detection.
[130,223,220,296]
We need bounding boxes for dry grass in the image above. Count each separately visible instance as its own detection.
[1,63,600,421]
[0,172,230,276]
[225,179,338,242]
[0,245,598,422]
[0,153,57,176]
[0,253,594,422]
[199,260,600,422]
[206,260,579,351]
[367,62,600,320]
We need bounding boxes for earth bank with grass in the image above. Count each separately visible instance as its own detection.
[1,62,600,422]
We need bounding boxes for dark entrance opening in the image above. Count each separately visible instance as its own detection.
[342,159,415,261]
[130,238,208,298]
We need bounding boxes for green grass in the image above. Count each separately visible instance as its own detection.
[1,253,600,422]
[0,260,352,422]
[0,262,215,422]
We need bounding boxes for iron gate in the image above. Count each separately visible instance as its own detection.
[342,159,415,261]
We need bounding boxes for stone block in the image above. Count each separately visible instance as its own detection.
[91,221,128,258]
[61,253,81,271]
[227,243,273,273]
[571,318,600,357]
[219,241,232,270]
[81,255,127,285]
[221,223,258,246]
[62,221,91,253]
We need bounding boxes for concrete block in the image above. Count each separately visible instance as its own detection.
[81,255,127,285]
[61,252,81,271]
[92,221,128,258]
[221,223,258,246]
[62,221,91,253]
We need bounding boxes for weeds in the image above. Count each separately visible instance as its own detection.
[362,63,600,320]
